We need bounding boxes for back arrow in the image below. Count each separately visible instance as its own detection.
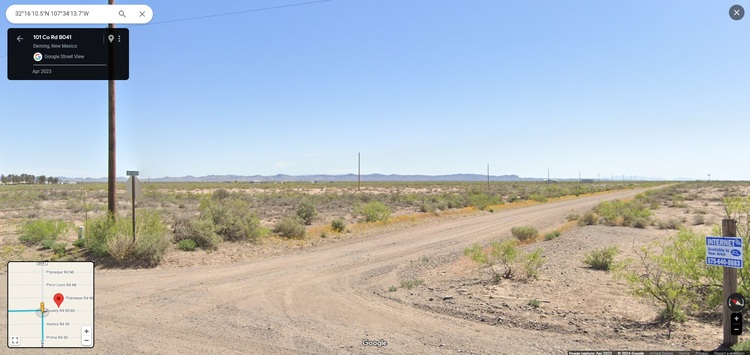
[17,36,23,42]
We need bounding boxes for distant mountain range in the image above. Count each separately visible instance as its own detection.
[57,174,667,183]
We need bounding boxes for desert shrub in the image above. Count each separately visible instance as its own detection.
[400,279,424,290]
[566,211,580,221]
[178,239,197,251]
[201,198,263,242]
[521,248,545,280]
[544,230,561,241]
[83,210,170,266]
[734,340,750,351]
[693,208,708,215]
[40,238,57,249]
[692,214,705,225]
[672,201,689,209]
[657,218,683,230]
[528,299,541,308]
[511,226,538,241]
[464,240,519,282]
[212,188,230,201]
[296,201,317,225]
[331,218,346,233]
[594,200,652,228]
[18,219,70,245]
[467,191,502,211]
[529,194,547,203]
[578,211,598,226]
[357,201,391,223]
[83,214,115,257]
[614,228,728,339]
[584,246,619,270]
[173,216,222,250]
[631,217,650,229]
[274,216,306,239]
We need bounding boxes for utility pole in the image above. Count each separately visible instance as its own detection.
[547,168,549,182]
[107,0,117,218]
[579,171,581,183]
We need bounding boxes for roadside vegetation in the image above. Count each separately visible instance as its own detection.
[570,184,750,339]
[0,181,652,267]
[464,239,545,282]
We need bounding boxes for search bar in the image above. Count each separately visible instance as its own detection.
[6,4,153,24]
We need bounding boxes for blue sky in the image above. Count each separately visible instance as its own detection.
[1,1,748,180]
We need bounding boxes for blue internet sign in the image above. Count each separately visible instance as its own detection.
[706,236,744,269]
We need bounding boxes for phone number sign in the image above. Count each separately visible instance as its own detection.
[706,236,743,269]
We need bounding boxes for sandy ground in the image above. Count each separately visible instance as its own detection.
[3,186,734,354]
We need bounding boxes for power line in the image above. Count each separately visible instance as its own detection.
[0,0,333,59]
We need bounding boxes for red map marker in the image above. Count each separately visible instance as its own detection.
[53,293,64,308]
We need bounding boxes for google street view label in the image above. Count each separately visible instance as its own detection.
[705,236,743,269]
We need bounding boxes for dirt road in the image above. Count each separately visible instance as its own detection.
[4,188,675,354]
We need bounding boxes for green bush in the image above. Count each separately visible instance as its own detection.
[511,226,538,241]
[331,218,346,233]
[40,239,57,249]
[274,216,306,239]
[467,191,502,210]
[594,200,652,227]
[566,211,580,221]
[733,340,750,351]
[578,211,598,226]
[584,246,619,271]
[51,242,67,258]
[177,239,197,251]
[201,198,263,242]
[212,188,230,201]
[83,211,170,266]
[72,238,85,248]
[18,219,70,245]
[464,240,519,281]
[614,229,710,339]
[399,279,424,290]
[173,216,222,250]
[544,230,561,241]
[631,217,650,229]
[657,218,683,230]
[357,201,391,223]
[296,201,318,225]
[521,248,545,280]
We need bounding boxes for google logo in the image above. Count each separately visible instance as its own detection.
[33,52,43,62]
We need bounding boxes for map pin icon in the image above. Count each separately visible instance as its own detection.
[53,293,64,308]
[108,34,114,43]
